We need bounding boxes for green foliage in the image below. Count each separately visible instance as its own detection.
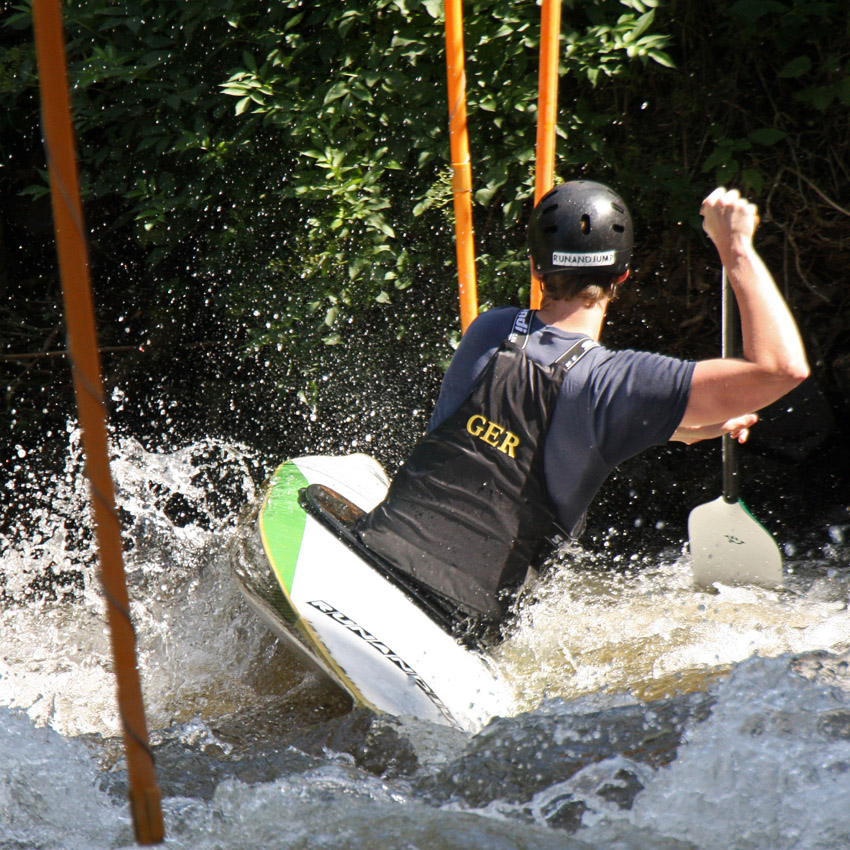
[2,0,848,447]
[2,0,675,350]
[696,0,850,189]
[564,1,674,86]
[209,0,676,334]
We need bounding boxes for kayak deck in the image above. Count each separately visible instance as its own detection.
[231,454,512,732]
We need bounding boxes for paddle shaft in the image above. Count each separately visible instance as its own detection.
[688,257,783,590]
[721,268,740,503]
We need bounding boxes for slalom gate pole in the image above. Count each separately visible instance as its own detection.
[444,0,478,333]
[31,1,165,843]
[530,0,562,309]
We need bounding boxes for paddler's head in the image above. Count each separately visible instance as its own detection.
[528,180,633,306]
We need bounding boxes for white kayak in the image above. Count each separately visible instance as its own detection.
[231,453,512,732]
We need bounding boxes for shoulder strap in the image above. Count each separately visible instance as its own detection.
[507,309,535,349]
[508,308,599,371]
[553,337,599,371]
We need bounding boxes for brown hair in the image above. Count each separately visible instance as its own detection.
[540,271,621,306]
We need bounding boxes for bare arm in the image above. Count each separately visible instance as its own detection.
[670,413,757,445]
[678,188,809,429]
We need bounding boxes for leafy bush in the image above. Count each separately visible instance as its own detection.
[3,0,673,317]
[2,0,848,457]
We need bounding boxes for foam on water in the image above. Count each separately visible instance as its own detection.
[0,706,581,850]
[0,707,128,849]
[5,652,848,849]
[495,545,850,707]
[0,429,298,736]
[621,654,850,849]
[2,431,850,848]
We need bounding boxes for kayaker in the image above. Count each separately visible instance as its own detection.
[354,181,809,634]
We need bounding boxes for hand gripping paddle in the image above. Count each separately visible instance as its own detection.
[687,270,784,589]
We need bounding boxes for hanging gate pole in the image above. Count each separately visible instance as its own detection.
[530,0,562,309]
[444,0,478,333]
[31,1,164,843]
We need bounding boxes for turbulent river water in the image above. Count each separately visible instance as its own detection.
[2,426,850,849]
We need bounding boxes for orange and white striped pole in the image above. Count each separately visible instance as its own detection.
[444,0,478,333]
[530,0,562,309]
[31,1,164,843]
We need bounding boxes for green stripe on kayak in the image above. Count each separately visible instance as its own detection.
[259,462,309,595]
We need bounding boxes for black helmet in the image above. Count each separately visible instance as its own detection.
[528,180,633,277]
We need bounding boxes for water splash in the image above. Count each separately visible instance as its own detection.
[0,426,316,736]
[0,707,128,849]
[623,653,850,849]
[3,429,850,848]
[495,544,850,708]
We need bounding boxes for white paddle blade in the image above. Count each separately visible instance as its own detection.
[688,496,783,589]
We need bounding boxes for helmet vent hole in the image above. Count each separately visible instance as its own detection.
[542,203,558,215]
[543,225,558,234]
[612,224,625,233]
[580,214,591,234]
[612,203,625,214]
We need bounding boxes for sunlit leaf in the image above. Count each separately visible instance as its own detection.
[647,49,675,68]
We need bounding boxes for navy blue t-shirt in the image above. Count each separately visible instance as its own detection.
[428,307,695,536]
